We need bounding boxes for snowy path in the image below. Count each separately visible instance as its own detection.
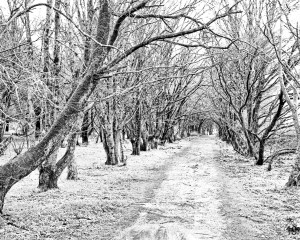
[130,136,258,239]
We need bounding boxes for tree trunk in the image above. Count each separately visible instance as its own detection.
[42,0,52,77]
[79,0,93,146]
[256,91,284,165]
[89,108,95,136]
[99,126,103,142]
[168,126,175,143]
[119,133,126,165]
[38,150,59,191]
[103,121,117,165]
[37,0,58,192]
[131,137,140,155]
[64,133,78,180]
[286,153,300,186]
[113,127,121,164]
[239,113,255,157]
[43,132,79,186]
[132,99,142,155]
[0,123,4,144]
[140,130,149,151]
[56,116,81,182]
[256,140,265,166]
[67,157,78,180]
[27,86,36,147]
[277,9,300,186]
[81,110,89,145]
[55,121,81,183]
[161,114,171,141]
[0,185,11,214]
[0,0,110,212]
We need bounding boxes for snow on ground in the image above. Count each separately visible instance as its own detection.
[1,135,300,239]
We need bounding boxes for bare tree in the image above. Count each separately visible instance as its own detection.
[0,0,240,212]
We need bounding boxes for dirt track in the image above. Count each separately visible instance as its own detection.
[122,136,263,239]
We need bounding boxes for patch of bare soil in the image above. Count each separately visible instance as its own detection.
[0,139,190,240]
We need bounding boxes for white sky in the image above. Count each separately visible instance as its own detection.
[0,0,299,47]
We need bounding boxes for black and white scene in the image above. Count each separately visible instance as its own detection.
[1,0,300,239]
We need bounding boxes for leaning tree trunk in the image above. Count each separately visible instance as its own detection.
[59,132,78,181]
[58,115,82,182]
[54,117,81,183]
[256,91,284,165]
[0,0,110,213]
[40,131,79,188]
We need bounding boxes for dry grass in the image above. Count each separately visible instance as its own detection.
[0,139,189,240]
[218,140,300,240]
[1,136,300,240]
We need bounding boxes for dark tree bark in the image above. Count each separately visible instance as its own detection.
[256,91,284,165]
[89,108,95,136]
[197,120,205,134]
[131,137,140,155]
[131,99,141,155]
[34,107,42,139]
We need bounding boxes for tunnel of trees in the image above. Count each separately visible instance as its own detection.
[1,0,300,215]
